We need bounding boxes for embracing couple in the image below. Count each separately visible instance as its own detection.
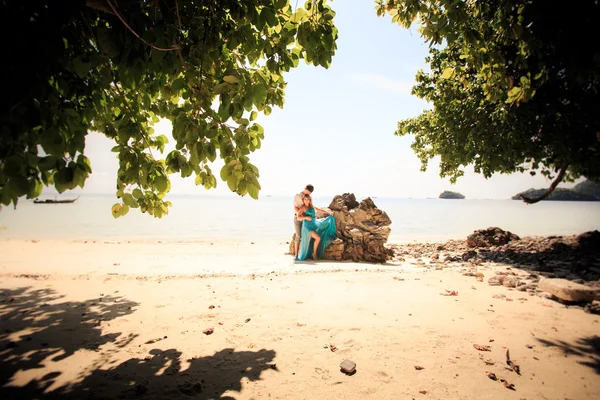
[293,184,337,261]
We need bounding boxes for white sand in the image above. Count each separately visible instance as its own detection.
[0,239,598,399]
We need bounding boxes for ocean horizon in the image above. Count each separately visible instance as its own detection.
[1,193,599,242]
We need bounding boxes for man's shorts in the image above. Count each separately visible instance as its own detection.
[294,215,302,242]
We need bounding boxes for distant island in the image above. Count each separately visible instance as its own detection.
[439,190,465,199]
[512,180,600,201]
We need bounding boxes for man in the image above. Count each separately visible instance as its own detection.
[293,184,314,258]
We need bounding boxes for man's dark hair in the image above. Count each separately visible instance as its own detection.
[305,184,314,193]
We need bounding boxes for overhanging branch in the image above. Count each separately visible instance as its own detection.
[86,0,114,14]
[105,0,180,52]
[519,168,567,204]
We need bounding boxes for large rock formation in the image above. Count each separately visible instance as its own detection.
[466,227,520,248]
[289,193,392,263]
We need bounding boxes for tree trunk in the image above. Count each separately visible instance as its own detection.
[520,168,567,204]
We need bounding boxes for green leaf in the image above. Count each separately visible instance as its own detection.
[77,155,92,173]
[38,156,57,171]
[28,178,43,199]
[4,155,25,175]
[73,167,87,188]
[180,163,192,178]
[152,49,167,62]
[172,77,186,91]
[261,8,277,27]
[220,164,231,181]
[54,167,75,189]
[441,68,455,79]
[227,177,237,191]
[223,75,239,84]
[97,26,120,58]
[507,86,523,102]
[122,193,137,207]
[111,203,122,219]
[274,0,287,9]
[247,183,259,199]
[7,176,29,197]
[132,188,143,199]
[294,8,308,22]
[73,58,92,78]
[214,83,230,94]
[154,175,169,193]
[253,85,267,106]
[1,189,13,206]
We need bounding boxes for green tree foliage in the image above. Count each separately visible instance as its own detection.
[0,0,337,217]
[377,0,600,203]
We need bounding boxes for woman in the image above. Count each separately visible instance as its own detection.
[296,194,337,261]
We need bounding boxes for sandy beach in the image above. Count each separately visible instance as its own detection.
[1,238,599,399]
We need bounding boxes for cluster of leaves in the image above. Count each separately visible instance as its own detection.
[377,0,600,197]
[0,0,337,217]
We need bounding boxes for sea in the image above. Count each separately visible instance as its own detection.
[0,194,599,243]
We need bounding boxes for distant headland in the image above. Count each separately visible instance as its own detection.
[512,180,600,201]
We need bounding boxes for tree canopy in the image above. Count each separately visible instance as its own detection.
[0,0,337,217]
[377,0,600,203]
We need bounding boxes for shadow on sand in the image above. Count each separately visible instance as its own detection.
[536,335,600,375]
[0,287,276,399]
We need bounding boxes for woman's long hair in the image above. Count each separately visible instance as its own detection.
[302,194,314,209]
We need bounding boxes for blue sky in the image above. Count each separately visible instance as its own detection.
[72,0,569,200]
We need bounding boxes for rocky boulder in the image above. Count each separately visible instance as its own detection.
[289,193,392,263]
[576,230,600,252]
[466,227,520,248]
[538,278,597,303]
[328,193,359,212]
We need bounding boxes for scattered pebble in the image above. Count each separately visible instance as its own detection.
[340,359,356,374]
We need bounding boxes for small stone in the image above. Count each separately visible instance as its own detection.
[488,276,502,286]
[340,359,356,374]
[503,276,520,288]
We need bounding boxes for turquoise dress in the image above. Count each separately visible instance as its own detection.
[297,208,337,260]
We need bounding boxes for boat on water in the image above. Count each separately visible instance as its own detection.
[33,196,79,204]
